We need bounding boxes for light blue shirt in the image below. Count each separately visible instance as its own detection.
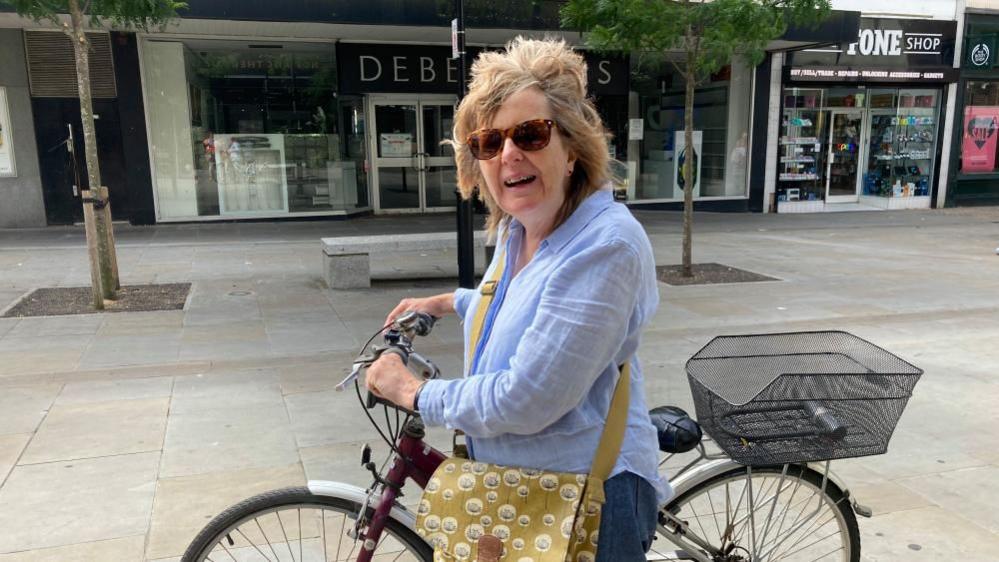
[419,189,671,504]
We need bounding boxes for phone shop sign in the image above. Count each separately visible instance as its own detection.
[790,17,957,70]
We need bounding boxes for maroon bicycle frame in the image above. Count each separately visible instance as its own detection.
[356,426,447,562]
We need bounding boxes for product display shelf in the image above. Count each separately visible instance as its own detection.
[864,111,936,199]
[777,108,825,204]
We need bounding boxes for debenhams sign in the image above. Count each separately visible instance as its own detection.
[787,17,958,83]
[337,43,628,95]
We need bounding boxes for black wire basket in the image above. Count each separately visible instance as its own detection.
[686,331,923,466]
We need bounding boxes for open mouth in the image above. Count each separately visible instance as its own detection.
[503,175,536,188]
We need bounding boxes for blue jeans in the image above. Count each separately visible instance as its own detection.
[596,471,659,562]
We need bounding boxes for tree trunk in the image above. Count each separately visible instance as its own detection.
[68,0,117,303]
[682,40,696,278]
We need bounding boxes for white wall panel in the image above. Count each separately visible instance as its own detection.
[831,0,958,19]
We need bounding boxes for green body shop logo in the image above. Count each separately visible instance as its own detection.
[971,43,991,67]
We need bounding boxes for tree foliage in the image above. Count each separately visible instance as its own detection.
[563,0,832,81]
[1,0,185,30]
[563,0,831,276]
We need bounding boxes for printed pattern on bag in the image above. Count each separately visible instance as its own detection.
[416,459,602,562]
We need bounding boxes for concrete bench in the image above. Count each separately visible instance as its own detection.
[322,231,488,289]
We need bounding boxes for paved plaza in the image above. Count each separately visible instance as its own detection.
[1,206,998,561]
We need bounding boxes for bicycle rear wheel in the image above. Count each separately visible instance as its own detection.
[181,486,432,562]
[653,464,859,562]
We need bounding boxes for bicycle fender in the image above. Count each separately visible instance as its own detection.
[307,480,418,530]
[665,459,855,505]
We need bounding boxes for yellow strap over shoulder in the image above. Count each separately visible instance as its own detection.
[466,247,629,498]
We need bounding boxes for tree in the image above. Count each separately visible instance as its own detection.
[563,0,831,277]
[2,0,185,307]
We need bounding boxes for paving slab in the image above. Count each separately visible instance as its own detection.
[284,389,396,448]
[79,334,183,369]
[169,369,284,415]
[0,318,21,338]
[160,403,299,478]
[0,536,144,562]
[0,434,30,484]
[898,466,999,534]
[0,337,91,377]
[265,319,360,355]
[3,315,104,338]
[19,398,168,464]
[859,506,999,562]
[0,452,159,553]
[145,464,305,560]
[0,384,62,435]
[178,323,270,361]
[55,376,174,406]
[276,358,354,396]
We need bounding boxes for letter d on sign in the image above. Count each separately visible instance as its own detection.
[360,56,382,82]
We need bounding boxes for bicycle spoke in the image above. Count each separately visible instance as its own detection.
[705,479,723,541]
[664,467,854,562]
[253,517,281,561]
[773,528,844,561]
[684,493,713,547]
[298,508,303,562]
[322,508,327,562]
[767,512,840,561]
[274,509,294,561]
[235,527,274,562]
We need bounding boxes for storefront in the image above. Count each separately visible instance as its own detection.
[139,37,637,220]
[630,59,754,204]
[949,12,999,206]
[776,17,958,212]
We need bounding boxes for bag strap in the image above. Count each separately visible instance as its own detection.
[467,247,630,505]
[466,249,506,372]
[586,361,629,504]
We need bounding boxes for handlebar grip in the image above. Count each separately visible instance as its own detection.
[365,346,410,409]
[804,400,847,440]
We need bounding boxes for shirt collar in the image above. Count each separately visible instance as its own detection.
[504,188,615,254]
[546,188,615,254]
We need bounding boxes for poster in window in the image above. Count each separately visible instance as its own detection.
[379,133,413,157]
[673,130,702,198]
[0,87,16,177]
[962,106,999,173]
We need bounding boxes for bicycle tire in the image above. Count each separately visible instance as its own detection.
[181,486,433,562]
[653,464,860,562]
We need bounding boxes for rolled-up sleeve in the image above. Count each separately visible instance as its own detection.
[420,239,641,437]
[452,287,476,322]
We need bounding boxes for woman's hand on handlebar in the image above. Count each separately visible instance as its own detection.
[366,352,424,410]
[384,293,455,328]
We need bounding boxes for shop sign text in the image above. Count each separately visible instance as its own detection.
[338,43,628,95]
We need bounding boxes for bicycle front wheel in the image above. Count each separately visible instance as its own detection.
[654,464,860,562]
[181,487,433,562]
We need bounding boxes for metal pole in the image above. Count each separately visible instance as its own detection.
[455,0,476,288]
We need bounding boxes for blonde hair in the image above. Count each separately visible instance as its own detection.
[449,37,611,235]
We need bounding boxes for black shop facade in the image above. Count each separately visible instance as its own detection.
[775,17,958,213]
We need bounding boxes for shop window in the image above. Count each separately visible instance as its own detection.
[777,86,940,207]
[631,59,752,201]
[864,89,938,199]
[142,39,367,220]
[960,80,999,174]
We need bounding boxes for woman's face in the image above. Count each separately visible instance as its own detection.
[477,87,575,233]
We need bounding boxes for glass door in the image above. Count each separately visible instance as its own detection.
[370,97,457,213]
[825,111,864,203]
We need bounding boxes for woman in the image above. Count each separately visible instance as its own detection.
[365,37,669,560]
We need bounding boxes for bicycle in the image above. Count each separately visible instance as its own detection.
[181,313,921,562]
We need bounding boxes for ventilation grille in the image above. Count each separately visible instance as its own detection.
[25,31,117,99]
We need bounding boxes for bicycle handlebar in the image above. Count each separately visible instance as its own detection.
[336,311,441,415]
